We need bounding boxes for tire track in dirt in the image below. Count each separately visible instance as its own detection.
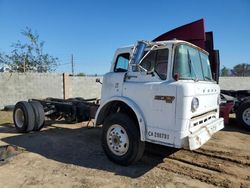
[195,147,250,166]
[143,146,250,188]
[170,150,250,179]
[157,158,248,188]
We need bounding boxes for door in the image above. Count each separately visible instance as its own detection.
[122,48,177,145]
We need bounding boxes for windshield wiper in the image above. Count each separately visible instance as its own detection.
[204,76,212,81]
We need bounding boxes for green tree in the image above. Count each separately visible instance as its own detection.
[220,66,229,76]
[0,27,58,72]
[232,63,250,76]
[77,72,86,76]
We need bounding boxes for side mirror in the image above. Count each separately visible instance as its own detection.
[130,41,147,66]
[96,78,102,84]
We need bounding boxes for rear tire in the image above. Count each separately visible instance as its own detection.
[29,101,45,131]
[13,101,35,133]
[102,113,145,166]
[236,101,250,131]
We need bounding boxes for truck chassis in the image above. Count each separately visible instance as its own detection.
[13,97,99,133]
[13,89,250,134]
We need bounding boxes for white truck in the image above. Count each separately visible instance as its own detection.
[94,40,224,165]
[13,39,224,166]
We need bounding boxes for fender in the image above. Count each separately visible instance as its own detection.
[94,96,146,141]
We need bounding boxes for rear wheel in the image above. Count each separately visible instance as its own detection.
[236,101,250,130]
[13,101,35,133]
[29,101,45,131]
[102,113,145,166]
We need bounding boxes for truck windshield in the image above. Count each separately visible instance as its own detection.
[173,44,212,81]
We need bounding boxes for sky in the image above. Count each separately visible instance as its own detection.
[0,0,249,75]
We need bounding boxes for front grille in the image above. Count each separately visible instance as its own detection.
[191,110,217,127]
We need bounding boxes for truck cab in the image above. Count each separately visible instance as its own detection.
[95,40,224,166]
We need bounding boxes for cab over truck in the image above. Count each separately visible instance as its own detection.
[13,20,224,166]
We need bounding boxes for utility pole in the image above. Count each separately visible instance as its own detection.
[71,54,74,75]
[23,60,26,73]
[24,56,26,73]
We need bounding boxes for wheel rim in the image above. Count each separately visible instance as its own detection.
[106,124,129,156]
[15,108,24,128]
[242,108,250,126]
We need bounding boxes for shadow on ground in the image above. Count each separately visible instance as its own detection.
[0,123,17,134]
[1,123,177,178]
[2,117,247,178]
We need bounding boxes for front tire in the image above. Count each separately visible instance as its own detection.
[236,101,250,130]
[102,113,145,166]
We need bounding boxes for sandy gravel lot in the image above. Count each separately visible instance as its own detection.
[0,111,249,188]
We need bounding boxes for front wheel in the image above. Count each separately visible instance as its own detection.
[236,101,250,131]
[102,113,145,166]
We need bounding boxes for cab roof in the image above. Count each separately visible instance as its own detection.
[117,40,209,55]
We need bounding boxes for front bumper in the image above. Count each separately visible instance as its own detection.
[188,118,224,150]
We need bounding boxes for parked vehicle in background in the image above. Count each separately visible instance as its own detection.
[0,64,11,72]
[220,90,250,130]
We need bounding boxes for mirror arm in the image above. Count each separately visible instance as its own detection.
[95,78,102,84]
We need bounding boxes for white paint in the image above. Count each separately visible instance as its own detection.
[96,40,224,150]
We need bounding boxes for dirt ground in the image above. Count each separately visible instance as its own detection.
[0,111,249,188]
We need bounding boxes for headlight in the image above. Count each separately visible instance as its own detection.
[191,97,199,112]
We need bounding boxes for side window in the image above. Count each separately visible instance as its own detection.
[140,50,156,72]
[155,49,169,80]
[114,53,130,72]
[140,49,169,80]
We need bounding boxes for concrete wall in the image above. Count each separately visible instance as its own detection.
[219,77,250,90]
[69,76,102,99]
[0,73,249,109]
[0,73,102,109]
[0,73,63,109]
